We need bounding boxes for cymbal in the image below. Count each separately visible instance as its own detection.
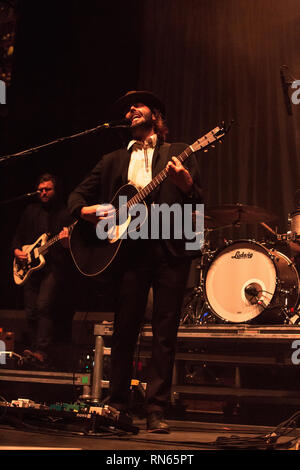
[204,214,219,229]
[205,203,278,225]
[192,211,220,229]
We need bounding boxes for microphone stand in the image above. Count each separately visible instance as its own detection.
[0,191,40,206]
[280,64,297,116]
[0,120,130,165]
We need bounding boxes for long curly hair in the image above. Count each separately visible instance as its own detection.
[152,108,169,142]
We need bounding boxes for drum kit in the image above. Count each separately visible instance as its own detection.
[181,203,300,326]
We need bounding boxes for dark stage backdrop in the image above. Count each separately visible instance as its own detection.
[137,0,300,238]
[0,0,143,309]
[1,0,300,310]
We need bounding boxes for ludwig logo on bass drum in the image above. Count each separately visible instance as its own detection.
[231,250,253,259]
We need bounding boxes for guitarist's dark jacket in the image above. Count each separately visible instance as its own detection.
[68,141,203,258]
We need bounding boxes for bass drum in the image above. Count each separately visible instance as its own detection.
[204,240,300,323]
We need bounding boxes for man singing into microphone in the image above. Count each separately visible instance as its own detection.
[68,91,203,432]
[12,173,74,367]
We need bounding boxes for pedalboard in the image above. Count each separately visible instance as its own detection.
[0,398,139,435]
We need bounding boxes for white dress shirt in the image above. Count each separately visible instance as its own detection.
[127,134,157,189]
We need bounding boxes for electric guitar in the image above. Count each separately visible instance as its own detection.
[69,125,228,277]
[13,224,75,286]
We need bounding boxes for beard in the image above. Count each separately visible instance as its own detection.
[131,117,155,139]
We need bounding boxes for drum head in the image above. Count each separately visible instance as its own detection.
[204,240,276,323]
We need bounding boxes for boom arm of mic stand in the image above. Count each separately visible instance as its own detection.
[0,191,40,206]
[280,65,296,116]
[0,121,127,165]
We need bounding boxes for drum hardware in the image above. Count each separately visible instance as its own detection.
[181,228,219,325]
[277,231,299,243]
[181,254,217,325]
[203,239,300,324]
[205,203,278,227]
[290,307,300,324]
[260,222,277,237]
[182,234,300,326]
[180,283,212,325]
[181,203,300,326]
[238,285,296,325]
[204,215,218,230]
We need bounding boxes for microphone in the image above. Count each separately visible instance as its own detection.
[245,285,259,297]
[280,65,293,115]
[104,118,131,128]
[27,190,41,197]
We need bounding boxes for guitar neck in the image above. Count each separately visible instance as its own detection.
[127,129,220,209]
[38,233,60,256]
[37,222,74,256]
[127,146,194,209]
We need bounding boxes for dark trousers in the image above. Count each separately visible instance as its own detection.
[23,268,60,353]
[109,240,190,414]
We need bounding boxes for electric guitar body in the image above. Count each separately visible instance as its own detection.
[13,233,48,285]
[13,223,75,286]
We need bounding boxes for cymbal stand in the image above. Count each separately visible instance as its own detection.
[181,231,215,325]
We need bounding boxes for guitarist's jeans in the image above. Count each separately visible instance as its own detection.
[108,239,191,414]
[23,268,60,354]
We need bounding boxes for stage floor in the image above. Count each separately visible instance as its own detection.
[1,322,300,452]
[1,417,300,452]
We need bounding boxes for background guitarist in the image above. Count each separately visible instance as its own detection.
[68,91,203,433]
[12,173,74,367]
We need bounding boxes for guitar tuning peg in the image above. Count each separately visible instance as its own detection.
[204,149,209,152]
[211,145,215,148]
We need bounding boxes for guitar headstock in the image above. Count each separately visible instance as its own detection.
[190,121,232,153]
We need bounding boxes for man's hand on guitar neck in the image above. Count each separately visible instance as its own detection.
[80,203,115,226]
[166,157,194,194]
[58,227,70,248]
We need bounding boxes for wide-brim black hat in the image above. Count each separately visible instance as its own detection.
[113,90,166,118]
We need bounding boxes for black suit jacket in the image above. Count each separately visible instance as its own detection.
[68,141,203,257]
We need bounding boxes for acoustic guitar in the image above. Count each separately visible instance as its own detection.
[69,126,227,277]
